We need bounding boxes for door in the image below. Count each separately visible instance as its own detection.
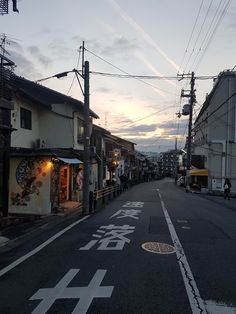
[60,165,69,202]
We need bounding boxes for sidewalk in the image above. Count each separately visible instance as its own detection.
[0,207,83,251]
[198,193,236,211]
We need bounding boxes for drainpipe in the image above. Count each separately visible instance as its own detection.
[226,77,233,179]
[211,140,226,189]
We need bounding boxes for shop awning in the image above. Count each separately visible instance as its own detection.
[58,157,83,164]
[190,168,208,176]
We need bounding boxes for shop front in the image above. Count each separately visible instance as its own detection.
[9,152,83,215]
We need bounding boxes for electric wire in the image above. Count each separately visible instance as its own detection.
[188,0,225,71]
[66,48,82,96]
[179,0,205,73]
[90,70,216,80]
[85,48,176,96]
[193,0,232,71]
[111,105,177,130]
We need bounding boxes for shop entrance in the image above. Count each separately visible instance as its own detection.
[60,165,69,203]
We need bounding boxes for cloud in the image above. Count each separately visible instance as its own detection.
[72,34,138,59]
[48,38,73,58]
[116,123,158,134]
[130,136,176,153]
[159,119,187,130]
[39,27,51,35]
[95,87,112,93]
[28,45,52,67]
[108,0,180,71]
[158,119,188,137]
[8,49,41,79]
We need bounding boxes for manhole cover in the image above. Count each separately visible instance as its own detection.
[141,242,175,254]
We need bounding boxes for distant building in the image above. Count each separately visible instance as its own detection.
[159,149,180,177]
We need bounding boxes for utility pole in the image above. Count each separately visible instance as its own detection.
[187,72,195,171]
[178,72,196,190]
[82,59,91,214]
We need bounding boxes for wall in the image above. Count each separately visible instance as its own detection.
[9,157,52,215]
[11,99,40,148]
[201,74,236,193]
[39,107,74,148]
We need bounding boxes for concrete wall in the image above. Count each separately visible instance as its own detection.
[10,99,86,150]
[194,73,236,193]
[39,109,74,148]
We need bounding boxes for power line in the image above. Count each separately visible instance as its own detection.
[179,0,205,72]
[183,0,214,73]
[66,48,82,96]
[195,90,236,128]
[85,47,177,96]
[90,71,178,80]
[111,105,177,130]
[90,70,216,80]
[193,0,232,71]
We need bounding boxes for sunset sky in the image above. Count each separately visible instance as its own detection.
[1,0,235,152]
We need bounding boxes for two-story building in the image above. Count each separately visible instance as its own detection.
[8,75,99,215]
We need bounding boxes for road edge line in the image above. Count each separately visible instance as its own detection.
[0,215,90,278]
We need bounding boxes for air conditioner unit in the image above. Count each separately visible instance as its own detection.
[36,138,46,148]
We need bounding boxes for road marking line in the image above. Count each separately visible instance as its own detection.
[177,219,188,223]
[0,216,90,278]
[157,190,207,314]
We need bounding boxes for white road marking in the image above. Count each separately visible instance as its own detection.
[0,216,90,278]
[122,201,144,207]
[177,220,188,223]
[157,190,207,314]
[79,224,135,251]
[110,209,142,219]
[0,236,9,247]
[181,226,191,230]
[30,269,114,314]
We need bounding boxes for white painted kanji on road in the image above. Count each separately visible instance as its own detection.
[79,224,135,250]
[110,209,142,220]
[30,269,114,314]
[122,201,144,207]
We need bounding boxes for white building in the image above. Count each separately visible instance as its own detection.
[193,70,236,193]
[9,75,99,215]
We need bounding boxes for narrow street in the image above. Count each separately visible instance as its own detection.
[1,179,236,314]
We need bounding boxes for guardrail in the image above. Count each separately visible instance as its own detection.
[91,184,121,210]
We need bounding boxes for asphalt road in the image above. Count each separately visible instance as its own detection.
[1,178,236,314]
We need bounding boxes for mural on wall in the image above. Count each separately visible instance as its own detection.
[11,158,49,206]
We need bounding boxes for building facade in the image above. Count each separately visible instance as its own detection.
[8,75,99,215]
[159,149,180,178]
[193,70,236,193]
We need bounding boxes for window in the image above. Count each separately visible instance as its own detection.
[77,118,84,143]
[20,107,32,130]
